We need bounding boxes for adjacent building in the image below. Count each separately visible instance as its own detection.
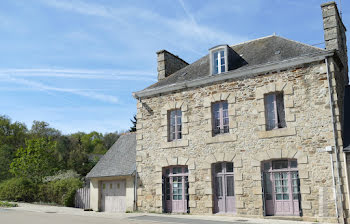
[87,133,136,213]
[133,2,349,223]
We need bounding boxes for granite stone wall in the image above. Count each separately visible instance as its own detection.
[136,60,347,223]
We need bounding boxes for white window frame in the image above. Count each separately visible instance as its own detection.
[209,45,229,75]
[212,50,225,75]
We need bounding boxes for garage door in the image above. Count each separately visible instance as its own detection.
[100,180,126,212]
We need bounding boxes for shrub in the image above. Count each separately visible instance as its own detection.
[0,201,17,207]
[43,170,80,183]
[0,178,36,202]
[39,178,82,207]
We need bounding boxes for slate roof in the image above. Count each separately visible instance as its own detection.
[143,35,327,91]
[86,133,136,178]
[343,86,350,151]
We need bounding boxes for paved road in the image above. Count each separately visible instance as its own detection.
[0,208,250,224]
[0,204,318,224]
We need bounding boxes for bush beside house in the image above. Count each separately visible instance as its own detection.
[0,177,82,207]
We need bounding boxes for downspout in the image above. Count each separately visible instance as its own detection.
[343,152,350,218]
[133,167,138,211]
[326,57,344,222]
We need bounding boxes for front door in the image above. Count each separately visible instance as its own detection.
[263,160,300,216]
[163,166,189,213]
[213,162,235,213]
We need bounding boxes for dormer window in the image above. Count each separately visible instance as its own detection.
[213,50,225,74]
[209,45,229,75]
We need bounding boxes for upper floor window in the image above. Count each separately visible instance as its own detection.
[212,101,229,135]
[264,92,286,131]
[169,109,182,141]
[213,50,225,75]
[209,45,229,75]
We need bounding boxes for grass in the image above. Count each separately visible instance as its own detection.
[0,201,18,207]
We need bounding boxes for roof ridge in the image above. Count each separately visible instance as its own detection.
[229,35,275,48]
[276,35,326,51]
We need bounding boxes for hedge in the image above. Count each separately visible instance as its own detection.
[37,178,83,207]
[0,177,82,207]
[0,178,37,202]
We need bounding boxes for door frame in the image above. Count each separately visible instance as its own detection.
[212,162,235,214]
[262,159,301,216]
[162,166,189,213]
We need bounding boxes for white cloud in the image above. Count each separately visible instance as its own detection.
[0,68,156,82]
[0,75,119,104]
[42,0,248,54]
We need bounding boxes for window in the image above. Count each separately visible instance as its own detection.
[169,109,182,141]
[264,92,286,131]
[212,101,229,135]
[212,50,226,75]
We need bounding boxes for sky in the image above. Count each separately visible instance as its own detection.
[0,0,349,134]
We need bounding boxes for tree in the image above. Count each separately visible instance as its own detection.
[10,138,57,182]
[0,115,27,181]
[103,132,120,149]
[129,115,137,132]
[30,121,61,140]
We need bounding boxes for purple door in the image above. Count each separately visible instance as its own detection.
[163,166,189,213]
[263,160,300,216]
[213,162,235,213]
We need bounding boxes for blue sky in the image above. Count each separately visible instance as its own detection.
[0,0,349,134]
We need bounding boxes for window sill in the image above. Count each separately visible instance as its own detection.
[161,139,189,149]
[257,127,296,139]
[206,133,237,144]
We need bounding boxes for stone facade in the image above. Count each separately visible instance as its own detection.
[136,60,347,222]
[134,2,349,223]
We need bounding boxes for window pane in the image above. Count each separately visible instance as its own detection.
[226,162,233,172]
[264,162,270,171]
[283,194,289,200]
[213,52,219,75]
[215,163,222,173]
[276,194,282,200]
[226,176,234,196]
[264,173,272,194]
[272,160,288,169]
[265,94,277,130]
[215,177,223,196]
[291,160,297,168]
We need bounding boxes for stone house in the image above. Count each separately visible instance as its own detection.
[133,2,349,223]
[87,133,136,212]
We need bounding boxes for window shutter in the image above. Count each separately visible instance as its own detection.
[276,94,286,128]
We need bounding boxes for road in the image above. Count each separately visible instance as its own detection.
[0,204,316,224]
[0,208,250,224]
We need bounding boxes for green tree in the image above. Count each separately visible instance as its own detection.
[30,121,61,140]
[103,132,120,149]
[0,115,27,181]
[129,115,137,132]
[10,138,57,182]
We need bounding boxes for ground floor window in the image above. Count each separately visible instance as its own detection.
[262,159,301,216]
[162,166,189,213]
[212,162,235,213]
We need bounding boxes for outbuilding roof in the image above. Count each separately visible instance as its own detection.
[134,35,331,98]
[86,133,136,178]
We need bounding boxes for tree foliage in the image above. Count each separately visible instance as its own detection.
[10,138,57,182]
[129,115,137,132]
[0,115,123,182]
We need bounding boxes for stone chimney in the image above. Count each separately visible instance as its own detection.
[321,2,348,69]
[157,50,189,81]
